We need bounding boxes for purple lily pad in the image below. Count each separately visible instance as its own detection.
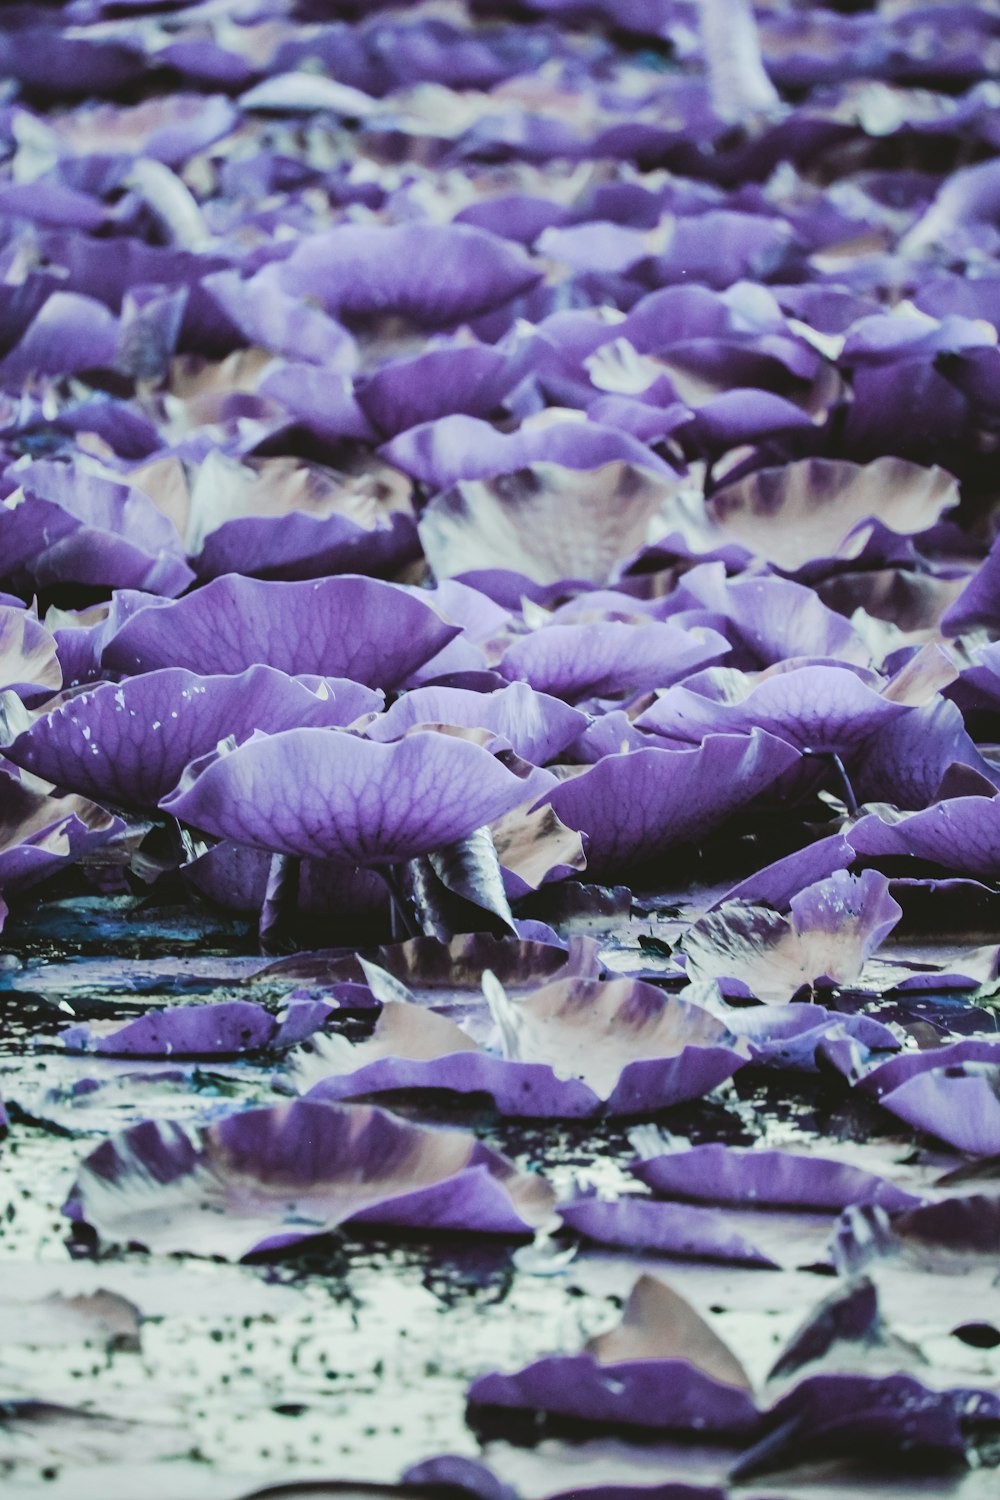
[7,667,381,809]
[681,871,903,1003]
[0,606,61,701]
[732,1372,1000,1479]
[258,931,580,997]
[468,1352,758,1439]
[0,291,120,384]
[878,1065,1000,1157]
[100,575,459,687]
[491,800,588,899]
[66,1099,556,1258]
[364,682,586,765]
[297,1003,603,1119]
[486,973,747,1113]
[853,695,999,809]
[636,665,909,757]
[543,1487,725,1500]
[58,999,331,1059]
[181,453,420,583]
[277,223,540,327]
[850,796,1000,878]
[402,1454,518,1500]
[467,1274,758,1436]
[0,458,193,598]
[892,1194,1000,1257]
[199,267,358,370]
[727,1004,900,1072]
[704,457,959,573]
[682,388,813,458]
[499,620,730,704]
[669,566,871,671]
[297,965,744,1118]
[714,833,856,910]
[538,730,800,878]
[558,1195,779,1267]
[0,768,123,894]
[163,728,548,865]
[257,362,377,443]
[380,415,675,490]
[181,839,394,935]
[631,1144,920,1213]
[356,342,525,439]
[824,1038,1000,1096]
[418,462,685,587]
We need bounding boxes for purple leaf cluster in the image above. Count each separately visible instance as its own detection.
[2,0,1000,1490]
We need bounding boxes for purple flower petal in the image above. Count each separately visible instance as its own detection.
[162,728,547,865]
[100,575,459,686]
[66,1099,556,1257]
[7,666,380,809]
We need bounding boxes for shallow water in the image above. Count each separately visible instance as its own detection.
[2,888,998,1500]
